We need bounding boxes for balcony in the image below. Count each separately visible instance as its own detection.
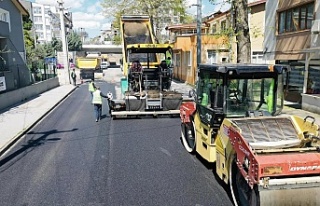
[0,21,9,37]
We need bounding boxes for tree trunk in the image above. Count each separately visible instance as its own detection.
[233,0,251,63]
[150,15,159,43]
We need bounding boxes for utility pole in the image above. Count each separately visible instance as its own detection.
[57,0,70,84]
[80,27,85,43]
[192,0,202,83]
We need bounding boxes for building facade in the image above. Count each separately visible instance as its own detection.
[166,0,268,85]
[264,0,320,102]
[0,0,30,92]
[166,22,229,85]
[30,2,56,44]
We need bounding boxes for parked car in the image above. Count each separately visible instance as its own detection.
[100,62,110,70]
[108,62,120,68]
[56,63,76,69]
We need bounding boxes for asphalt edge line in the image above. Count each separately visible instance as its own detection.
[0,86,77,157]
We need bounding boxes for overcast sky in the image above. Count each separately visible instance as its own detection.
[30,0,230,38]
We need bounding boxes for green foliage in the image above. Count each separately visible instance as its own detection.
[67,31,82,51]
[23,15,33,30]
[182,15,195,24]
[51,37,62,52]
[22,15,36,67]
[113,35,121,45]
[208,0,232,10]
[101,0,192,41]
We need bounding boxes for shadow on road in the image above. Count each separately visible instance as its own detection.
[0,128,78,170]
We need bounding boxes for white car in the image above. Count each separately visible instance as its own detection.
[100,62,110,70]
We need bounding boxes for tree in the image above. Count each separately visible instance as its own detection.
[209,0,251,63]
[22,15,36,67]
[67,31,82,51]
[101,0,192,42]
[232,0,251,63]
[51,33,82,52]
[51,37,62,52]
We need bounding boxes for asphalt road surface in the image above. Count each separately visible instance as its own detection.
[0,69,233,206]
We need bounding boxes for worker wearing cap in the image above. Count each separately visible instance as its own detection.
[92,86,110,122]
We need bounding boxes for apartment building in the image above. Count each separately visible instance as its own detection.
[31,2,56,44]
[19,1,73,44]
[264,0,320,103]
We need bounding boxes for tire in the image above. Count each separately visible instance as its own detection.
[229,157,260,206]
[181,119,196,153]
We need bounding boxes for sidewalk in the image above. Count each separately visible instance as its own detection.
[0,84,76,156]
[1,80,320,156]
[281,104,320,125]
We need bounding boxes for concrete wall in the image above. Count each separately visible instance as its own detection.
[0,77,59,111]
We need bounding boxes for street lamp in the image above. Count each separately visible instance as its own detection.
[80,27,85,43]
[57,0,70,84]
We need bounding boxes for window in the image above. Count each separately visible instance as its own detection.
[278,3,314,33]
[33,7,42,14]
[0,8,9,23]
[36,32,44,39]
[211,24,217,34]
[174,53,181,67]
[0,12,7,22]
[0,8,10,31]
[185,51,191,66]
[46,25,51,30]
[292,8,299,31]
[44,8,50,14]
[34,24,43,30]
[251,51,265,64]
[34,16,43,22]
[279,12,286,33]
[207,50,217,64]
[221,20,226,31]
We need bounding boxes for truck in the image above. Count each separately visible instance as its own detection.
[180,63,320,206]
[76,56,101,80]
[109,15,183,118]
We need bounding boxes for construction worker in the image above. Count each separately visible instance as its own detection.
[71,68,77,86]
[88,79,96,98]
[92,86,110,122]
[166,56,172,67]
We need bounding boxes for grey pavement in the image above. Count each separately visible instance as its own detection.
[1,77,320,156]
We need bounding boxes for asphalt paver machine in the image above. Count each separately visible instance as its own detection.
[180,63,320,206]
[109,44,183,118]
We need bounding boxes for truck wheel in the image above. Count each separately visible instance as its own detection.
[229,157,260,206]
[181,119,196,153]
